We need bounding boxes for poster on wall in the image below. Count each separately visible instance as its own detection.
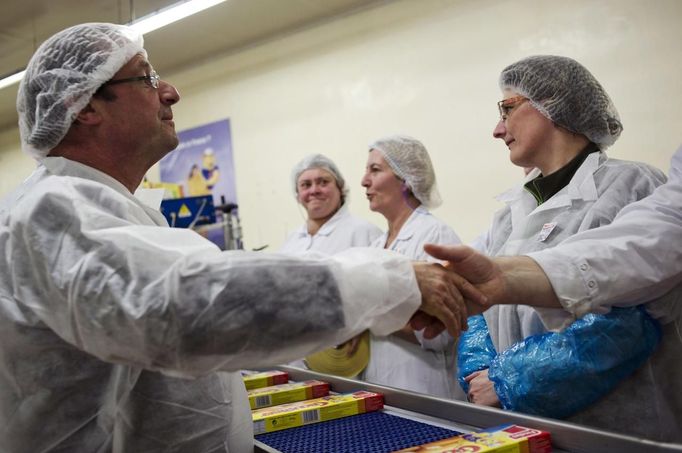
[159,119,238,249]
[159,118,237,208]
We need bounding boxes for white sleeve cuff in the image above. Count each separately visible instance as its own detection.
[331,248,421,337]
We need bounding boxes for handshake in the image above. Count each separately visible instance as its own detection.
[410,244,556,339]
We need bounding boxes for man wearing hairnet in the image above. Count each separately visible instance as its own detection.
[0,23,477,452]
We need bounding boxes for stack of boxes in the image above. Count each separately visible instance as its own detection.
[242,370,384,435]
[242,370,552,452]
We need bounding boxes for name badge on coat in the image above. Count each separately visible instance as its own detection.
[537,222,557,242]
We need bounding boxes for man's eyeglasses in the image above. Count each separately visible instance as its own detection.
[497,95,527,120]
[102,70,161,89]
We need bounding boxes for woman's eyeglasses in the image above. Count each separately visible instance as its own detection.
[497,95,527,120]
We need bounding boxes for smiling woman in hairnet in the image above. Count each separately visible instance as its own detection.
[280,153,381,255]
[280,154,381,371]
[359,135,466,400]
[457,55,677,440]
[0,23,475,452]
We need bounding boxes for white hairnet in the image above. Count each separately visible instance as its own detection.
[291,154,348,204]
[500,55,622,149]
[369,135,442,209]
[17,23,145,159]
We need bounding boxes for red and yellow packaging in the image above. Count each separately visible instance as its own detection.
[247,380,330,410]
[252,390,384,435]
[241,370,289,391]
[394,424,552,453]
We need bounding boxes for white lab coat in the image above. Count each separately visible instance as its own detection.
[363,206,466,400]
[279,204,381,369]
[529,145,682,316]
[0,157,422,452]
[481,152,666,344]
[528,146,682,442]
[481,152,682,441]
[279,204,381,255]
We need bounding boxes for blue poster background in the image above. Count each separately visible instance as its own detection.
[159,118,237,208]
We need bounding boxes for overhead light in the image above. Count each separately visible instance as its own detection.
[129,0,226,35]
[0,0,227,91]
[0,70,25,91]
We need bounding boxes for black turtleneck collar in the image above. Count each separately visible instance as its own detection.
[524,142,600,205]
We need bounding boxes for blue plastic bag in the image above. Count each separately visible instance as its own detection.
[488,306,661,419]
[457,314,496,393]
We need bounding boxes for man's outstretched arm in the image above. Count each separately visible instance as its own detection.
[424,244,561,309]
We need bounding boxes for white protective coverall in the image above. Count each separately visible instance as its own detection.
[279,204,381,254]
[480,151,682,440]
[0,157,422,452]
[363,206,465,400]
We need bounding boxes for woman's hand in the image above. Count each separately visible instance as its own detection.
[465,369,501,407]
[336,333,363,357]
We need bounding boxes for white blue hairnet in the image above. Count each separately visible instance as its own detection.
[369,135,442,209]
[17,23,145,159]
[291,154,348,204]
[500,55,622,149]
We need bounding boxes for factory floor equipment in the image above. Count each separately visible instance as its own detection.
[253,366,682,453]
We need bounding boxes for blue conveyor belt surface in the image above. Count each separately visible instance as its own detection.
[255,410,461,452]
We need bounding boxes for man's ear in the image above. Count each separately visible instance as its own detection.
[74,102,103,125]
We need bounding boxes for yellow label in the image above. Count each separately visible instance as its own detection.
[320,400,362,421]
[249,387,309,409]
[252,392,379,434]
[266,413,301,432]
[243,376,269,391]
[396,431,525,452]
[271,387,308,406]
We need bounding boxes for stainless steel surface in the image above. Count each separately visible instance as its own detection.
[255,440,281,453]
[275,366,682,453]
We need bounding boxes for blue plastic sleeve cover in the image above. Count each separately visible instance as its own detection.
[457,314,497,393]
[488,306,661,419]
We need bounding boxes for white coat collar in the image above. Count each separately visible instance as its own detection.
[293,204,348,238]
[390,205,430,245]
[495,152,604,209]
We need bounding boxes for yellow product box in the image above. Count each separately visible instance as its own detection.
[241,370,289,391]
[252,390,384,435]
[394,424,552,453]
[248,380,330,410]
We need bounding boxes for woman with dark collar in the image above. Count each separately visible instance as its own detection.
[459,55,673,440]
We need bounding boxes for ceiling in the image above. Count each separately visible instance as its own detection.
[0,0,388,133]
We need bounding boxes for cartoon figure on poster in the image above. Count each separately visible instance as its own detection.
[201,149,220,191]
[159,119,239,249]
[187,163,210,196]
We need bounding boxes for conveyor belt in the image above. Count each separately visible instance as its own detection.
[254,366,682,453]
[256,410,460,453]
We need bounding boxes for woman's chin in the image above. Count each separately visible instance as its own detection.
[368,203,385,215]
